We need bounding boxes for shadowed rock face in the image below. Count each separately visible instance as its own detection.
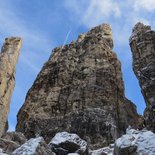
[16,24,139,149]
[130,23,155,132]
[0,37,22,137]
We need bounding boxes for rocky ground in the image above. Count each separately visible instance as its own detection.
[1,128,155,155]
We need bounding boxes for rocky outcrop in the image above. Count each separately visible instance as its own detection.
[0,37,22,137]
[130,23,155,132]
[0,129,155,155]
[114,128,155,155]
[16,23,140,149]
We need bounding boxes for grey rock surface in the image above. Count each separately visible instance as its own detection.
[130,22,155,132]
[114,128,155,155]
[0,132,26,154]
[0,37,22,137]
[0,138,19,154]
[90,144,114,155]
[12,137,54,155]
[0,148,8,155]
[48,132,88,155]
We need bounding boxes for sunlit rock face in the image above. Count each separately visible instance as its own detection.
[16,23,139,149]
[0,37,22,137]
[130,22,155,132]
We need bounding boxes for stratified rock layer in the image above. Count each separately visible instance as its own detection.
[130,23,155,131]
[16,24,139,149]
[0,37,22,137]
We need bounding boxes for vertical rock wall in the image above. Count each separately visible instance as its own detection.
[0,37,22,136]
[16,24,139,149]
[130,23,155,131]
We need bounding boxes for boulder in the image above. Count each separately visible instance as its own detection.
[114,128,155,155]
[48,132,88,155]
[12,137,54,155]
[130,22,155,132]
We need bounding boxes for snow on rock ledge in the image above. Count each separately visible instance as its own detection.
[12,137,54,155]
[48,132,88,154]
[0,148,8,155]
[114,128,155,155]
[90,144,114,155]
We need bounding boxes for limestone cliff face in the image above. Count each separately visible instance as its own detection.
[130,23,155,132]
[0,37,22,137]
[16,24,139,149]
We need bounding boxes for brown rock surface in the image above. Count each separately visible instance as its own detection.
[0,138,20,154]
[0,131,26,154]
[0,37,22,137]
[16,24,139,148]
[130,23,155,131]
[1,132,27,146]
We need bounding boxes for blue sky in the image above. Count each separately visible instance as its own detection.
[0,0,155,131]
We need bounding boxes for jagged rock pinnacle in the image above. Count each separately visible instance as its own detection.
[16,23,139,149]
[130,22,155,132]
[0,37,22,137]
[77,23,113,49]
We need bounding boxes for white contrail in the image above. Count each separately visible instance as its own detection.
[62,27,72,49]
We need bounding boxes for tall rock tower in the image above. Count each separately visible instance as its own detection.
[130,23,155,132]
[16,24,139,148]
[0,37,22,137]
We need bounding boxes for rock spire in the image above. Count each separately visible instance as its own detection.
[130,22,155,131]
[16,24,139,149]
[0,37,22,137]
